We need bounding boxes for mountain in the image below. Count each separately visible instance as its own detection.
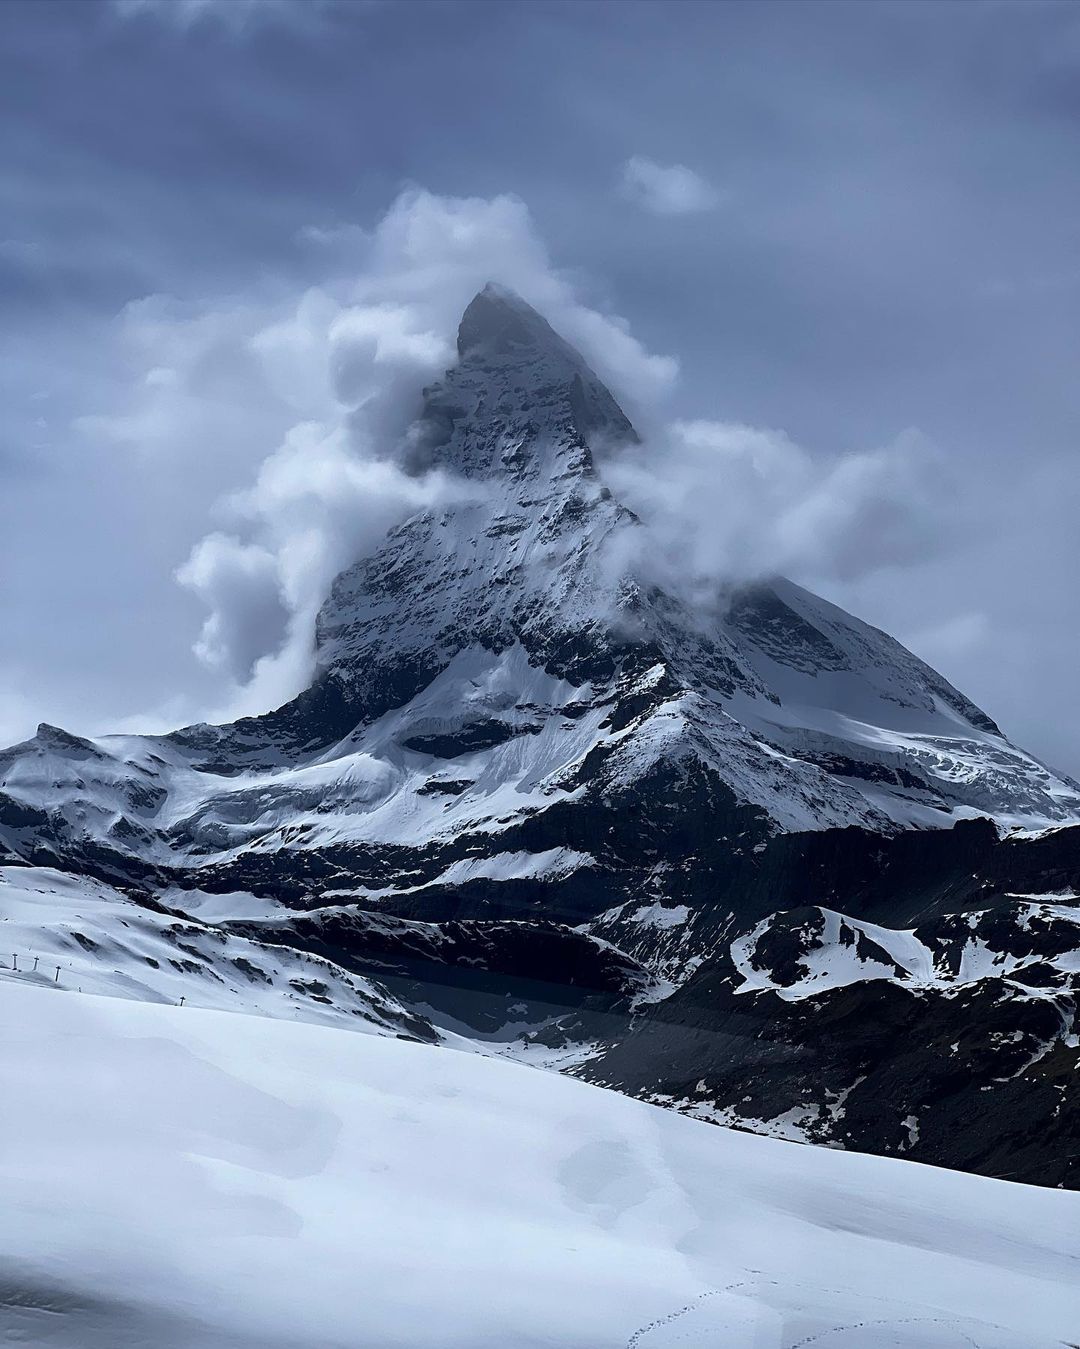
[2,284,1079,1186]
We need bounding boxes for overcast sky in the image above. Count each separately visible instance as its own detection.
[2,0,1079,776]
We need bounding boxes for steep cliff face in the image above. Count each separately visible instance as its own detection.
[2,286,1079,1186]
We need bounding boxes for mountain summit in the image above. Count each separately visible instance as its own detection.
[415,282,638,483]
[457,282,578,360]
[3,289,1080,1186]
[3,286,1078,883]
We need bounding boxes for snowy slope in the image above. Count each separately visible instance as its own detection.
[0,863,648,1070]
[2,979,1079,1349]
[0,865,439,1040]
[729,894,1080,1002]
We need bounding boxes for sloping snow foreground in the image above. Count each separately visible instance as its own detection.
[1,982,1078,1348]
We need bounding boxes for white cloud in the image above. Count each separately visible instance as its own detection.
[620,157,720,216]
[198,425,477,713]
[72,188,676,720]
[175,534,287,680]
[601,420,950,606]
[70,184,945,732]
[345,188,678,412]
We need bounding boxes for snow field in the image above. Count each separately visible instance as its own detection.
[2,979,1078,1348]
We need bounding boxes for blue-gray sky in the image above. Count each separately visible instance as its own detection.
[2,0,1079,775]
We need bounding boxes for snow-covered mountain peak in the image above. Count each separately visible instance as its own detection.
[456,282,577,363]
[299,294,1080,834]
[413,285,639,482]
[2,293,1079,915]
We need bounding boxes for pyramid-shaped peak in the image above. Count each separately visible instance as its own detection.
[442,283,640,453]
[456,283,584,366]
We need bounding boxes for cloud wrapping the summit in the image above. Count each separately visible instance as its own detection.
[188,424,475,708]
[177,534,288,678]
[146,189,676,715]
[72,185,945,726]
[602,421,950,605]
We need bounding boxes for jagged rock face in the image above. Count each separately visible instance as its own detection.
[2,285,1080,1187]
[225,905,654,1042]
[309,287,644,735]
[582,887,1080,1188]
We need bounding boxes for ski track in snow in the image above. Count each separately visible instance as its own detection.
[627,1279,1048,1348]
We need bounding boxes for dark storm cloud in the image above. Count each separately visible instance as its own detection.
[1,0,1078,774]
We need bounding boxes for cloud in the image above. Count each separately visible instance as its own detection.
[620,157,720,216]
[345,188,678,413]
[191,425,476,712]
[73,184,944,731]
[78,187,676,719]
[601,420,951,605]
[175,535,287,680]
